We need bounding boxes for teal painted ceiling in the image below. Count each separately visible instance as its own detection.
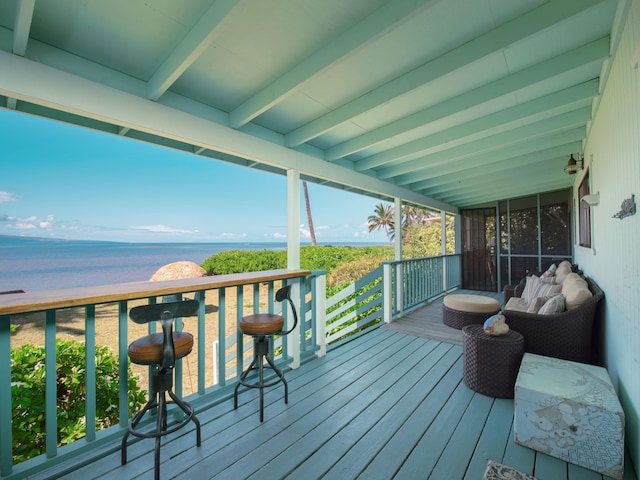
[0,0,620,209]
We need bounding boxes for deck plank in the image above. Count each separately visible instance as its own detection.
[357,356,471,479]
[425,392,495,480]
[245,339,445,480]
[463,398,514,480]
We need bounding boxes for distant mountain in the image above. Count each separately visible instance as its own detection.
[0,234,121,245]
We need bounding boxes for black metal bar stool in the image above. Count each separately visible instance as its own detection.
[234,285,298,422]
[121,299,201,480]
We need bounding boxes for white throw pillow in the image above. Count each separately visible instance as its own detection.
[538,293,565,314]
[522,275,539,305]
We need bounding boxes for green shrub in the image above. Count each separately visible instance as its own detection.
[11,339,146,463]
[202,245,392,279]
[327,256,389,290]
[202,249,286,275]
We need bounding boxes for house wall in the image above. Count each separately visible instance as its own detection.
[576,0,640,472]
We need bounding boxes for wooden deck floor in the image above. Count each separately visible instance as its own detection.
[37,292,636,480]
[382,289,503,345]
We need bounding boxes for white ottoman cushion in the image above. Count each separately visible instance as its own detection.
[443,294,500,313]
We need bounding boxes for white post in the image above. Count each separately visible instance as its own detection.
[287,169,301,369]
[394,198,403,316]
[211,340,219,385]
[441,210,447,291]
[383,262,393,323]
[315,273,327,357]
[394,197,402,260]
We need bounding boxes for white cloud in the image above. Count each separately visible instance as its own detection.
[131,224,197,234]
[3,214,57,232]
[0,191,18,204]
[219,232,248,239]
[299,225,311,238]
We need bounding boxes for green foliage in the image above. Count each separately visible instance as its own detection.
[11,339,146,463]
[202,249,286,275]
[202,245,392,276]
[327,255,390,290]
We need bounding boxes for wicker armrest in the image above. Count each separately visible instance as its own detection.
[503,284,516,304]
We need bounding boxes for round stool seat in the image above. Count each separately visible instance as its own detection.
[442,294,500,329]
[462,325,524,398]
[240,313,284,335]
[443,293,500,313]
[128,331,194,365]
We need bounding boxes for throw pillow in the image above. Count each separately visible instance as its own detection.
[527,296,551,313]
[525,276,562,305]
[561,273,593,310]
[522,275,539,305]
[555,260,573,284]
[538,293,565,314]
[541,263,557,279]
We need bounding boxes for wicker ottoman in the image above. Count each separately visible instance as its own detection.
[462,325,524,398]
[442,293,500,329]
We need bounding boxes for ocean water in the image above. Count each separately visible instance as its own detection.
[0,236,288,292]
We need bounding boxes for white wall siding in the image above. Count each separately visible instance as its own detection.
[578,0,640,472]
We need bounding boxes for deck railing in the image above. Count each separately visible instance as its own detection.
[383,254,461,321]
[0,255,460,478]
[0,269,317,479]
[325,254,461,343]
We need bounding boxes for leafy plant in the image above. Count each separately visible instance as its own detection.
[11,339,146,463]
[201,245,392,277]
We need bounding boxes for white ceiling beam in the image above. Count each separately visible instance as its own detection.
[326,36,609,160]
[285,0,607,148]
[425,153,572,196]
[12,0,35,56]
[377,106,591,179]
[442,176,571,206]
[420,143,580,194]
[398,127,585,187]
[228,0,441,128]
[147,0,241,101]
[355,80,599,171]
[0,49,457,214]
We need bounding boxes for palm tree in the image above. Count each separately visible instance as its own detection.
[367,203,395,244]
[302,181,317,245]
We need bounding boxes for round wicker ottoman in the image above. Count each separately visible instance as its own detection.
[442,294,500,329]
[462,325,524,398]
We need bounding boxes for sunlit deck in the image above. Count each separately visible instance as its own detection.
[34,294,636,480]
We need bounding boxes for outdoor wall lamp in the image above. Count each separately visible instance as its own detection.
[564,154,584,174]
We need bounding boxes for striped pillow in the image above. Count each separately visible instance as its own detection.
[527,295,551,313]
[527,276,562,305]
[538,294,565,314]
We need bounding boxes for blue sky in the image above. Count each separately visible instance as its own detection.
[0,109,390,244]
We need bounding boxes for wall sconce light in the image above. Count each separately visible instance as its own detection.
[564,154,583,174]
[581,193,600,206]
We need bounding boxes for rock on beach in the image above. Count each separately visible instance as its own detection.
[150,261,206,281]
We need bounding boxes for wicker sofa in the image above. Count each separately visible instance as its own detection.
[502,265,604,364]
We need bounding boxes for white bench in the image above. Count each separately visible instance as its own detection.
[514,353,625,479]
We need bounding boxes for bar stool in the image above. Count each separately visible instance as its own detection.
[234,285,298,421]
[121,299,201,480]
